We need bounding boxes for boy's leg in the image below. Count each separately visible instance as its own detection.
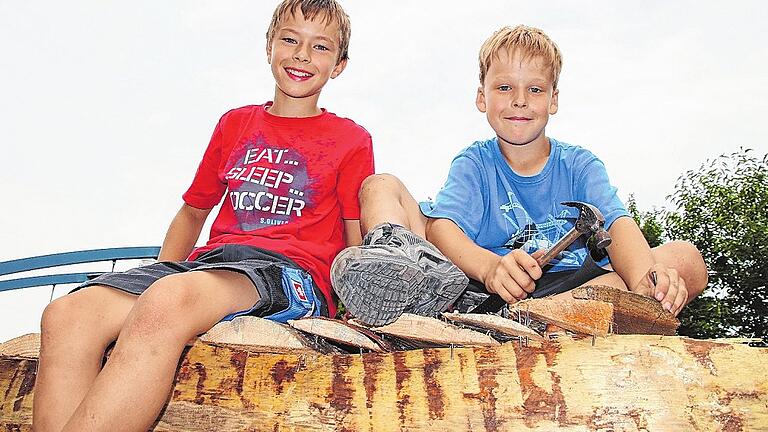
[358,173,427,236]
[333,173,468,326]
[34,286,137,432]
[61,270,258,432]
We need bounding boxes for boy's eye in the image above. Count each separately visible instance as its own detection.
[314,44,329,51]
[529,87,543,93]
[498,85,511,91]
[281,37,297,44]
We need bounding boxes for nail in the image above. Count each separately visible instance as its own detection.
[650,271,658,286]
[656,292,664,301]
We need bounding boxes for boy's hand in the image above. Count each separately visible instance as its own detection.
[633,263,689,316]
[483,249,543,303]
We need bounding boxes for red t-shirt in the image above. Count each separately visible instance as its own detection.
[183,103,374,316]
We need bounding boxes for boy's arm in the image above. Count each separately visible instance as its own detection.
[426,217,541,303]
[343,219,363,247]
[575,154,687,313]
[606,216,688,314]
[157,204,212,261]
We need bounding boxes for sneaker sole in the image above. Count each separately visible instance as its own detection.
[410,253,469,316]
[332,246,425,326]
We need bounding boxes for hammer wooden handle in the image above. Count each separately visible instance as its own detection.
[536,228,582,267]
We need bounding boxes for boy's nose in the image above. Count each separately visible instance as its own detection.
[293,45,310,63]
[512,94,527,108]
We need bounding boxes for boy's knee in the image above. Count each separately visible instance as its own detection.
[139,275,197,316]
[361,173,402,193]
[128,275,201,335]
[39,294,107,343]
[40,286,135,348]
[40,296,80,335]
[360,173,405,201]
[660,240,708,295]
[680,240,708,293]
[671,240,706,270]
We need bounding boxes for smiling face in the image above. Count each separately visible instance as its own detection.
[267,10,347,114]
[476,49,558,149]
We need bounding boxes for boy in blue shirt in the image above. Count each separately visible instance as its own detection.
[332,25,707,326]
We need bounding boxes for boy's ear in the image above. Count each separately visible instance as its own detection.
[549,88,559,115]
[330,58,348,79]
[475,87,487,113]
[266,40,273,64]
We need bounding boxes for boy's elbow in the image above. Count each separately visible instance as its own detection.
[180,203,212,223]
[424,217,440,242]
[424,217,435,235]
[425,217,455,244]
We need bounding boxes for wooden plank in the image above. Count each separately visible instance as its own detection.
[2,337,766,431]
[199,316,333,354]
[370,314,501,347]
[571,285,679,335]
[441,312,544,341]
[515,297,613,337]
[289,317,385,352]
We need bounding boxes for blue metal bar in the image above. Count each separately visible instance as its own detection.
[0,273,104,292]
[0,247,160,276]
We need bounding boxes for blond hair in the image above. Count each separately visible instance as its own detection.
[478,25,562,88]
[266,0,351,63]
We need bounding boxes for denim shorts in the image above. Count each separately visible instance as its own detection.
[72,244,328,322]
[456,254,611,313]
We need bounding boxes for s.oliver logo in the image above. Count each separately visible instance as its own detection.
[292,280,308,301]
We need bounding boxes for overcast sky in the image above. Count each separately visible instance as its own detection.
[1,1,766,342]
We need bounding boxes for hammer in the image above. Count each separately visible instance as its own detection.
[469,201,612,314]
[535,201,612,267]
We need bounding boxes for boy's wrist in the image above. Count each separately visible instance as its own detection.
[478,255,502,286]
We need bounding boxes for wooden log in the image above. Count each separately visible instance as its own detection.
[2,336,766,431]
[0,334,40,359]
[515,297,614,337]
[441,312,545,341]
[572,285,680,335]
[370,314,501,347]
[289,318,385,352]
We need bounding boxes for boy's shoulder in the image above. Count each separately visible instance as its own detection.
[323,110,372,141]
[219,104,262,121]
[454,137,498,162]
[549,137,602,168]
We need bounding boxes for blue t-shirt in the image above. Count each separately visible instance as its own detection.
[420,137,629,272]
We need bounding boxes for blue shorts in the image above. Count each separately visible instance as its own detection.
[72,244,328,322]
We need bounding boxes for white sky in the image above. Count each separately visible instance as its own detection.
[1,1,766,342]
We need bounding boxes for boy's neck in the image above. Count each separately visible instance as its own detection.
[267,89,323,118]
[498,135,551,176]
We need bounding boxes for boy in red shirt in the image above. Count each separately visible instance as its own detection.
[33,1,373,430]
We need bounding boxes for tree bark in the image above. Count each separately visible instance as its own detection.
[2,336,766,431]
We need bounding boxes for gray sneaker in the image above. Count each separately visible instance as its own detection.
[405,233,470,317]
[331,223,468,326]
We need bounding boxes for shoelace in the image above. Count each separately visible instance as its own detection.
[367,224,406,248]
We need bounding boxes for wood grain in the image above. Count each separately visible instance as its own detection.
[2,336,766,431]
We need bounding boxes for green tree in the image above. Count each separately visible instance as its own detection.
[626,195,664,248]
[662,148,767,338]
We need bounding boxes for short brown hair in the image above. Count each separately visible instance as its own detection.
[266,0,351,63]
[478,25,562,89]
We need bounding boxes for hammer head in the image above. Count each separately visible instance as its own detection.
[561,201,612,249]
